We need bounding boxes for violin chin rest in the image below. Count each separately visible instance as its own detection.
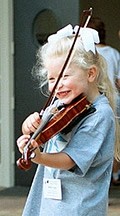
[16,158,32,171]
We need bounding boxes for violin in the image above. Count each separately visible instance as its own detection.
[17,8,93,171]
[17,94,91,170]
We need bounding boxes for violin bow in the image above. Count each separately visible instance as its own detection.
[40,7,93,115]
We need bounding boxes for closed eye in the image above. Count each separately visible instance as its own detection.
[48,77,56,83]
[64,74,69,77]
[62,74,70,79]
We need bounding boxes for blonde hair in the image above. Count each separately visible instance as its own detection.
[33,36,120,160]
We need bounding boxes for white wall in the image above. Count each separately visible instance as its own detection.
[0,0,14,187]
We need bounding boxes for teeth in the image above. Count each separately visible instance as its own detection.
[60,92,67,95]
[59,91,68,94]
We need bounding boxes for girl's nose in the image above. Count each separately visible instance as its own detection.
[57,78,63,89]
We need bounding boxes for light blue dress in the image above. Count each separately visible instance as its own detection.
[22,94,115,216]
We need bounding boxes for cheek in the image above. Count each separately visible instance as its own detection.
[68,82,81,95]
[48,83,52,92]
[48,82,56,93]
[73,79,87,94]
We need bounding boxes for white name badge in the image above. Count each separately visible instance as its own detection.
[43,178,62,200]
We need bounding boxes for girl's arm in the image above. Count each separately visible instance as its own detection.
[17,135,75,170]
[31,139,75,170]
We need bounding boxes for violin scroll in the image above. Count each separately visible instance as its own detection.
[16,147,36,170]
[17,157,32,171]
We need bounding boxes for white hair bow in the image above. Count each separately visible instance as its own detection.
[48,24,100,54]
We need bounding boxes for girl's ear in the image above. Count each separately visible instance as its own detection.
[87,66,98,82]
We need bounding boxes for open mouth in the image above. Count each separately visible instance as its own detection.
[57,91,71,97]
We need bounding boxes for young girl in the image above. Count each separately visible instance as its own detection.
[17,25,120,216]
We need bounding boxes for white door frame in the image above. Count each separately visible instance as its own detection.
[0,0,14,187]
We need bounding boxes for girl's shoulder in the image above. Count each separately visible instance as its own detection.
[79,94,114,129]
[92,94,114,118]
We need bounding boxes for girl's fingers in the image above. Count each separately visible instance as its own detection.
[31,139,39,149]
[17,135,30,153]
[22,112,41,134]
[17,135,39,154]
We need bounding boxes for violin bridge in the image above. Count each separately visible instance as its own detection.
[51,105,64,115]
[50,107,60,115]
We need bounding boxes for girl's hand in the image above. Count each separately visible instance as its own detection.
[17,134,30,154]
[22,112,40,135]
[17,134,39,154]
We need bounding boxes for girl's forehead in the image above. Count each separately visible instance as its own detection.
[46,56,68,70]
[47,55,66,63]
